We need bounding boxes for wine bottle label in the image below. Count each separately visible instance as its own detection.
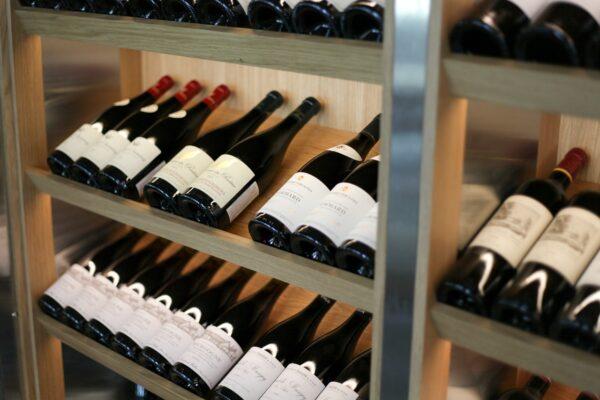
[141,104,159,113]
[109,137,162,179]
[522,207,600,285]
[227,182,260,222]
[315,382,359,400]
[147,309,206,364]
[342,203,378,249]
[114,99,131,106]
[257,172,330,232]
[56,123,104,160]
[44,264,93,307]
[577,250,600,287]
[92,283,146,332]
[300,182,376,246]
[327,144,362,161]
[468,195,553,268]
[237,0,250,13]
[81,129,131,169]
[118,296,174,348]
[260,363,325,400]
[175,325,244,389]
[68,275,119,320]
[511,0,551,19]
[562,0,600,23]
[218,346,285,400]
[154,145,215,193]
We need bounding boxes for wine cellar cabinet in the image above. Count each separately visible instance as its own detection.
[1,0,600,399]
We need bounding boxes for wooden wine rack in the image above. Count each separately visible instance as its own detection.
[1,0,600,399]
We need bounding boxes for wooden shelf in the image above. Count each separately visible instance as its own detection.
[16,7,382,84]
[431,303,600,393]
[37,311,203,399]
[445,54,600,119]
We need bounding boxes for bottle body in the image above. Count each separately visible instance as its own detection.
[292,0,345,37]
[340,0,384,42]
[335,202,378,278]
[247,0,295,32]
[128,0,163,18]
[194,0,249,26]
[315,349,371,400]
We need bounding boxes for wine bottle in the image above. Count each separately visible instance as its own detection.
[85,245,191,345]
[340,0,384,42]
[169,279,288,395]
[291,0,348,37]
[260,310,372,400]
[550,250,600,353]
[335,202,378,278]
[176,97,321,229]
[62,239,169,332]
[357,383,370,399]
[194,0,249,26]
[95,85,230,200]
[585,29,600,69]
[213,295,335,400]
[40,229,144,319]
[436,148,588,315]
[491,190,600,333]
[290,155,379,265]
[64,0,95,12]
[68,80,202,186]
[111,256,224,359]
[138,268,255,377]
[94,0,130,14]
[577,393,599,400]
[248,115,379,251]
[19,0,69,9]
[515,1,600,66]
[315,349,371,400]
[47,75,174,177]
[496,376,551,400]
[246,0,298,32]
[128,0,162,18]
[160,0,200,21]
[450,0,548,57]
[145,91,283,214]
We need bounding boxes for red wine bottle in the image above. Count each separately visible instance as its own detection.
[247,0,296,31]
[94,0,130,14]
[194,0,249,26]
[340,0,384,42]
[290,155,379,265]
[63,238,170,332]
[145,91,283,214]
[213,295,335,400]
[39,229,144,319]
[249,115,379,251]
[437,148,588,315]
[450,0,548,57]
[19,0,69,9]
[85,246,193,346]
[64,0,95,12]
[550,250,600,353]
[516,1,600,66]
[292,0,344,37]
[48,75,174,177]
[138,268,255,377]
[128,0,162,18]
[492,190,600,333]
[335,202,378,278]
[315,349,371,400]
[169,279,288,396]
[95,85,230,200]
[68,80,202,186]
[176,97,321,229]
[260,310,372,400]
[161,0,200,21]
[496,376,551,400]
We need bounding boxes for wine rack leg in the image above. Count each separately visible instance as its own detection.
[119,49,143,98]
[0,1,64,399]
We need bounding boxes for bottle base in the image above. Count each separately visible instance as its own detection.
[335,241,374,278]
[112,332,142,360]
[144,179,179,214]
[211,386,244,400]
[169,363,211,396]
[85,319,115,346]
[68,157,100,186]
[138,347,173,378]
[39,295,65,320]
[289,226,337,265]
[449,19,510,57]
[47,151,74,178]
[63,306,88,332]
[248,214,291,251]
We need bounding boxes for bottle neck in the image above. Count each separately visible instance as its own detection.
[344,131,377,160]
[265,107,315,149]
[549,169,572,190]
[229,106,270,139]
[159,96,186,115]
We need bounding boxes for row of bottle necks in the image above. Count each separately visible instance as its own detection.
[450,0,600,69]
[438,147,600,355]
[20,0,384,42]
[47,76,381,279]
[496,375,596,400]
[40,231,372,400]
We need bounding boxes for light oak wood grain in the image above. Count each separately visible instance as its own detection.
[556,116,600,184]
[119,49,143,98]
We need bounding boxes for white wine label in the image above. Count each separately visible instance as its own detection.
[316,382,359,400]
[81,129,131,168]
[327,144,362,161]
[218,346,285,400]
[153,145,215,193]
[522,207,600,285]
[141,104,159,113]
[342,203,378,249]
[237,0,250,13]
[511,0,550,19]
[119,296,174,348]
[92,284,146,332]
[175,325,244,389]
[469,195,553,268]
[110,137,162,179]
[147,309,206,364]
[44,264,92,307]
[114,99,131,106]
[257,172,330,232]
[563,0,600,23]
[260,363,325,400]
[226,182,259,222]
[56,123,104,160]
[69,275,119,320]
[168,110,187,119]
[577,250,600,287]
[301,182,376,246]
[190,154,255,209]
[135,161,166,197]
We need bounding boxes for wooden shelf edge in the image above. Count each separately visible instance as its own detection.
[445,54,600,119]
[36,311,203,400]
[431,302,600,393]
[28,168,374,311]
[16,7,382,84]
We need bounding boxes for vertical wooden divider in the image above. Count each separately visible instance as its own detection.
[119,49,144,98]
[1,1,64,399]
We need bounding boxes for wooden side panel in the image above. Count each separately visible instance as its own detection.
[119,48,143,98]
[555,116,600,184]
